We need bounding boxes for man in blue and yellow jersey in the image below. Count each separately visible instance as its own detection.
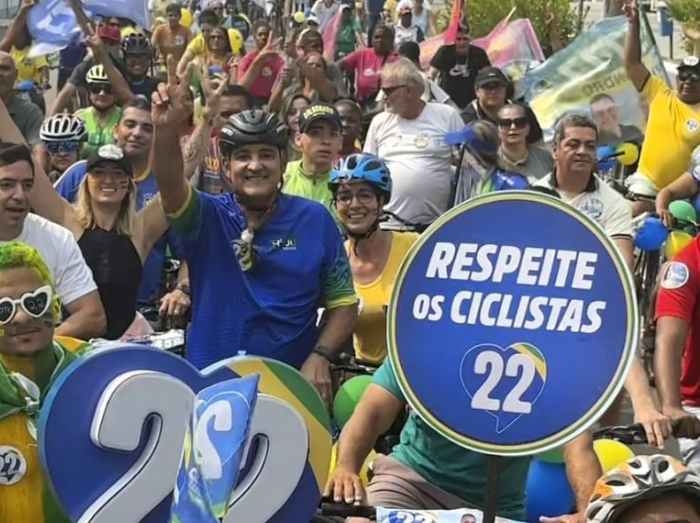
[151,67,358,406]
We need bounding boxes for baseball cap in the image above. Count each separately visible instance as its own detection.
[97,24,121,43]
[399,4,412,14]
[475,66,509,87]
[678,56,700,71]
[307,14,320,25]
[299,103,342,133]
[86,145,133,177]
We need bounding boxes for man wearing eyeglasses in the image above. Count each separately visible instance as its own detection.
[624,0,700,215]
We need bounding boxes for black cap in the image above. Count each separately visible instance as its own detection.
[475,66,509,88]
[299,102,342,133]
[679,56,700,71]
[86,144,133,177]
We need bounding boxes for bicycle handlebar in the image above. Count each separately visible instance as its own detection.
[318,423,684,518]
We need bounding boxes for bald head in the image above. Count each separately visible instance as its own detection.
[0,52,16,98]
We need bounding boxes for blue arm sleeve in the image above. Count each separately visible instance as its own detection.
[55,161,87,203]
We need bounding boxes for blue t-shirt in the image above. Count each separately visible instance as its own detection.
[56,160,184,305]
[167,188,357,370]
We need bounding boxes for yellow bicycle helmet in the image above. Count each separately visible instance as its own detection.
[586,454,700,522]
[86,64,109,84]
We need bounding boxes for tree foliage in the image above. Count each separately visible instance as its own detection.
[666,0,700,53]
[433,0,585,55]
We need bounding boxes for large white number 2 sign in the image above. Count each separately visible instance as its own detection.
[470,351,536,414]
[78,371,308,523]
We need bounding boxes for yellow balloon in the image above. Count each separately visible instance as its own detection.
[228,28,244,55]
[329,444,377,486]
[593,439,635,473]
[180,8,193,29]
[665,230,694,260]
[616,142,639,166]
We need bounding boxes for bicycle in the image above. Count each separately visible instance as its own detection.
[313,422,686,522]
[380,211,433,234]
[632,213,699,386]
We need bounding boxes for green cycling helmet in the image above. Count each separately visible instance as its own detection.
[669,200,697,225]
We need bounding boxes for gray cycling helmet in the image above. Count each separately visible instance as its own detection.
[218,110,288,154]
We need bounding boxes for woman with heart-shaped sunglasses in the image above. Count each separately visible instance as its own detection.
[0,102,172,341]
[0,241,85,523]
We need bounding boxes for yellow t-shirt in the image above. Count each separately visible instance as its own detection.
[348,231,419,364]
[187,29,244,57]
[10,47,47,84]
[638,75,700,190]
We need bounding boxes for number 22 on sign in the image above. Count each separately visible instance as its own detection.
[460,343,547,433]
[39,347,331,523]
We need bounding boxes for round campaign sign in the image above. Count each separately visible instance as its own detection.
[39,345,331,522]
[388,191,638,456]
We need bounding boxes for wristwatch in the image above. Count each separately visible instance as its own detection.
[312,346,335,363]
[176,282,191,296]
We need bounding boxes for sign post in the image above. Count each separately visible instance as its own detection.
[387,191,638,521]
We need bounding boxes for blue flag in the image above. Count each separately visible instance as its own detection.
[170,374,260,521]
[26,0,87,56]
[84,0,150,33]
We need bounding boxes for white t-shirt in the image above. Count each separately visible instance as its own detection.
[533,173,633,239]
[364,102,464,227]
[311,0,340,32]
[2,214,98,305]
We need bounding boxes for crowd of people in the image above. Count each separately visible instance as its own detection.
[1,0,700,521]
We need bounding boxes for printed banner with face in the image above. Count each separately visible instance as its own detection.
[521,14,670,143]
[419,16,544,71]
[378,508,526,523]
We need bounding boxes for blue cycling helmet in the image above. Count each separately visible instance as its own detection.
[329,153,392,201]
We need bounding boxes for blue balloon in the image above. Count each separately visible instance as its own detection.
[304,7,312,16]
[16,80,35,91]
[692,193,700,219]
[597,145,616,171]
[526,460,575,522]
[635,216,669,251]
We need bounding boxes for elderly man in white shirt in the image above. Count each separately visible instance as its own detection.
[364,58,463,230]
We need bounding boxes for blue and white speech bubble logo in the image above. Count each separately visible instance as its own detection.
[388,192,637,456]
[460,343,547,434]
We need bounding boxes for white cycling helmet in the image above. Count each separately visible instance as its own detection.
[86,64,109,84]
[586,454,700,522]
[40,114,87,143]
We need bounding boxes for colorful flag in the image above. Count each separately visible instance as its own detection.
[420,15,543,71]
[169,374,260,522]
[521,14,669,142]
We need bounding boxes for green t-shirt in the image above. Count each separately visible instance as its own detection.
[372,359,529,520]
[282,160,335,213]
[336,20,361,55]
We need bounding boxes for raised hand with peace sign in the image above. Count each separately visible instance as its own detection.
[152,55,195,129]
[151,55,195,215]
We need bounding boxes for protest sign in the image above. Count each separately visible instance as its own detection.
[387,191,638,456]
[39,346,331,522]
[522,14,669,142]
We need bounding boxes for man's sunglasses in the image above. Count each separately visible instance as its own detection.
[679,70,700,83]
[498,117,529,129]
[45,141,80,154]
[88,83,113,95]
[382,84,407,96]
[0,285,52,324]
